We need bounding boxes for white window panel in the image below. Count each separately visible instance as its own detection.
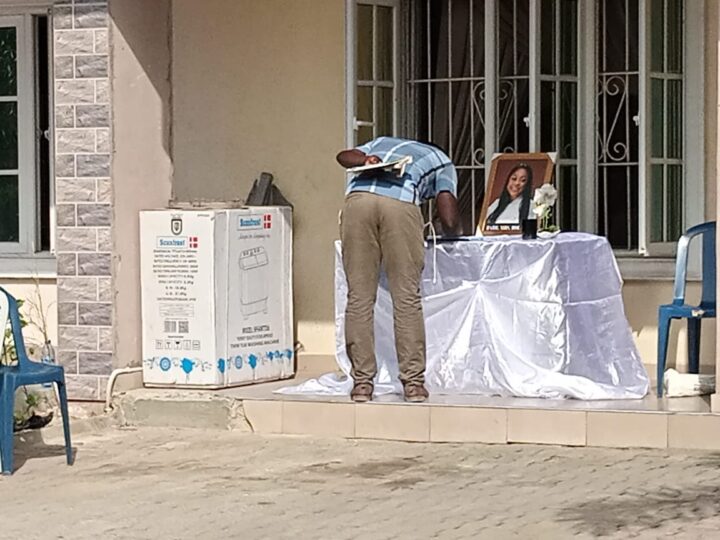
[0,15,34,255]
[640,0,703,262]
[0,11,53,265]
[348,0,399,147]
[638,0,685,258]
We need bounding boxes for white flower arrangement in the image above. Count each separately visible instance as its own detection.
[532,184,559,233]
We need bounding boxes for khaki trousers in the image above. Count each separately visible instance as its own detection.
[340,192,426,386]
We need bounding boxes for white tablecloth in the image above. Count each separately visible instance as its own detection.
[278,233,649,400]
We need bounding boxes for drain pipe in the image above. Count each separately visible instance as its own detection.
[103,342,304,412]
[104,367,143,413]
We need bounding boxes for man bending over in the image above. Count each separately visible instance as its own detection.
[336,137,460,403]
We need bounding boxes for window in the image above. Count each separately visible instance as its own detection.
[646,0,685,251]
[0,13,51,258]
[595,0,686,254]
[349,0,399,146]
[407,0,487,233]
[539,0,579,235]
[596,0,640,250]
[348,0,703,257]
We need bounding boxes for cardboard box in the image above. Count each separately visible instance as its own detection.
[140,207,294,388]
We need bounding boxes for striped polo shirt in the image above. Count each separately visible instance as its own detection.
[347,137,458,205]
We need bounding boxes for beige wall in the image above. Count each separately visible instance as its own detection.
[707,0,718,220]
[715,0,720,412]
[171,0,346,354]
[109,0,173,368]
[0,279,57,353]
[624,281,716,374]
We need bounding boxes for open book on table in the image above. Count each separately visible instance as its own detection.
[347,155,413,177]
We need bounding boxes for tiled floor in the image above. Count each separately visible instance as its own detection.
[220,374,712,414]
[195,374,720,449]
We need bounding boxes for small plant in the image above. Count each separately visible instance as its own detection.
[1,298,28,365]
[1,279,56,431]
[23,277,52,353]
[13,387,53,431]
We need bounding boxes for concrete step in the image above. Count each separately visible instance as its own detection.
[115,389,251,431]
[112,377,720,451]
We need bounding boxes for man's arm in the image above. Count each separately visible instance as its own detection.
[436,191,461,236]
[336,149,381,168]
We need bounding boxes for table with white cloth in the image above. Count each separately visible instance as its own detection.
[278,232,649,400]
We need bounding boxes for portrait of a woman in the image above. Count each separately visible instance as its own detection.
[486,163,534,225]
[478,152,555,235]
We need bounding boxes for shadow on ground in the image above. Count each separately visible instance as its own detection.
[305,456,423,479]
[558,453,720,537]
[10,430,76,474]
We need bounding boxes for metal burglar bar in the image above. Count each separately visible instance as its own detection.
[496,0,530,156]
[408,0,486,234]
[597,0,640,251]
[396,0,689,249]
[539,0,579,232]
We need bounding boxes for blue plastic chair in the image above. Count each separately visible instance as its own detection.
[656,222,717,397]
[0,287,73,475]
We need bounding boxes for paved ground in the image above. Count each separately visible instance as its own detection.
[2,427,720,539]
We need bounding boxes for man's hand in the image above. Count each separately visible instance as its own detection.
[336,148,384,168]
[436,192,461,236]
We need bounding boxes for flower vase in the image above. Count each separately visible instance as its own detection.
[521,219,538,240]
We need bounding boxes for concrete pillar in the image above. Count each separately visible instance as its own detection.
[53,0,113,400]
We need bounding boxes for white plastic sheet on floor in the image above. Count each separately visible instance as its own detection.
[277,233,649,400]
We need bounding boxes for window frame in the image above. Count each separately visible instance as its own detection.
[346,0,401,147]
[0,14,35,256]
[638,0,700,259]
[0,7,54,271]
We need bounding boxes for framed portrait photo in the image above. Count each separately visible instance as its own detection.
[478,152,556,236]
